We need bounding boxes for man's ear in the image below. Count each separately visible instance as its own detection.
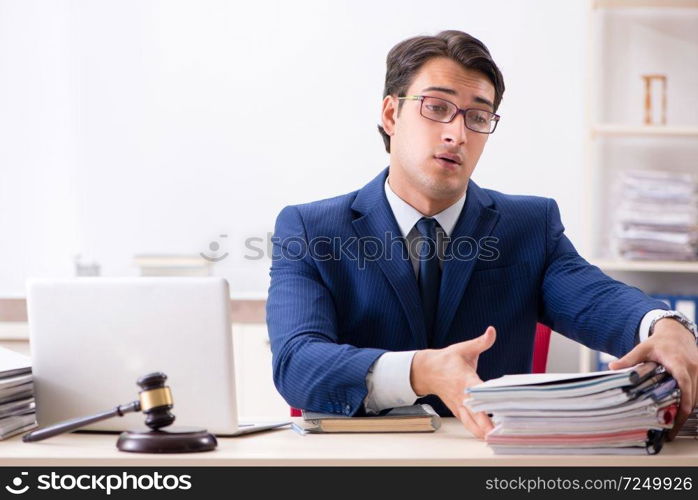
[381,95,397,136]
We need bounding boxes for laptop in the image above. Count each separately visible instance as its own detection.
[26,277,289,436]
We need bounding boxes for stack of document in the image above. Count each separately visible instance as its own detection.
[465,363,679,455]
[0,347,37,439]
[612,169,698,261]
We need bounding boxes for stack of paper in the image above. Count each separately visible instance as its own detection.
[612,170,698,261]
[0,347,37,439]
[465,363,679,455]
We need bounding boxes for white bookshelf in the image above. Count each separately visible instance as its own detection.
[592,124,698,137]
[592,259,698,273]
[593,0,698,8]
[582,0,698,371]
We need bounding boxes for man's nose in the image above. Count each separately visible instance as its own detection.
[442,112,467,145]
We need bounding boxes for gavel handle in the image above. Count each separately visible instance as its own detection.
[22,400,141,442]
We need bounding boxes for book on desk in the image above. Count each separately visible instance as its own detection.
[292,404,441,434]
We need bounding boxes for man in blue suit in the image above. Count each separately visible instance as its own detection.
[266,30,698,439]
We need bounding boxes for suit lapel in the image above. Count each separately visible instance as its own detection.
[434,180,500,344]
[351,169,428,348]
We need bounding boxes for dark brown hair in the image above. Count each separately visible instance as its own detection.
[378,30,505,153]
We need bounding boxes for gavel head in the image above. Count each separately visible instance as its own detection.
[137,372,175,430]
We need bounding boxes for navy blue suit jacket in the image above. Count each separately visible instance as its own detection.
[266,168,667,417]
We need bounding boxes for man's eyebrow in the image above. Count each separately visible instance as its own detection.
[421,86,457,96]
[420,86,494,110]
[473,96,494,110]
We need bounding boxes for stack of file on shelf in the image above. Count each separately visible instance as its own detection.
[612,169,698,261]
[465,362,679,455]
[0,347,37,439]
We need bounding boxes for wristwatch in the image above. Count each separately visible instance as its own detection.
[648,310,698,344]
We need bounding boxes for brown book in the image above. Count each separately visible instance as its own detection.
[296,404,441,433]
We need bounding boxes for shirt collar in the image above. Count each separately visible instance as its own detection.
[384,177,467,238]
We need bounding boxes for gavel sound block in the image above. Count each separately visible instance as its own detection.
[23,372,217,453]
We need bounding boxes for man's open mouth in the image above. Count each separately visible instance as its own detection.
[435,154,462,165]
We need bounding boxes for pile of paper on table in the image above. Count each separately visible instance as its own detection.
[612,169,698,261]
[0,346,37,439]
[465,362,679,455]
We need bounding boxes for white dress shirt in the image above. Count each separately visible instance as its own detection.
[363,177,664,414]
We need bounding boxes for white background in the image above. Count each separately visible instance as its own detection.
[0,0,592,298]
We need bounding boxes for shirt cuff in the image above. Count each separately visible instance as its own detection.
[364,351,419,414]
[638,309,671,343]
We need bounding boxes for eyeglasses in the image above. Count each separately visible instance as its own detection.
[397,95,500,134]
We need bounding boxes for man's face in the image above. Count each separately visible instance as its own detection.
[382,57,496,201]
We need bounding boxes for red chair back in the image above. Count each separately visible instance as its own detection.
[532,323,551,374]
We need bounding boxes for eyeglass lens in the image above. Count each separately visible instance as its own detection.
[421,96,496,133]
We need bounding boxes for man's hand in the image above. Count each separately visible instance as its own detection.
[609,318,698,440]
[410,326,496,439]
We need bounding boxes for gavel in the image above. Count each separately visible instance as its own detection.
[23,372,175,442]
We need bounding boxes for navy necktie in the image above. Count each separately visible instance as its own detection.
[415,217,441,341]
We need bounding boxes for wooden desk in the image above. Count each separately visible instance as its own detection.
[3,419,698,466]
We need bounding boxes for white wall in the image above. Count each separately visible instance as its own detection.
[0,0,589,298]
